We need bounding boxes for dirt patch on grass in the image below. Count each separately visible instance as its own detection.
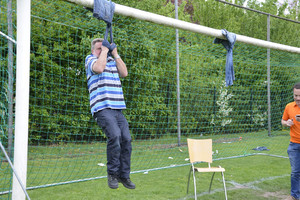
[261,191,289,200]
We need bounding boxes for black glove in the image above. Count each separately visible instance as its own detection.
[102,39,111,49]
[109,42,117,52]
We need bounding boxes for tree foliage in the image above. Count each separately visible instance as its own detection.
[0,0,299,144]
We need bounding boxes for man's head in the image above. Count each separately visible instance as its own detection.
[293,82,300,107]
[91,38,104,58]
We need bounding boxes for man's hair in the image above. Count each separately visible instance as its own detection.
[293,82,300,89]
[91,38,104,50]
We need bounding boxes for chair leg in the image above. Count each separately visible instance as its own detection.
[187,166,192,194]
[208,172,215,193]
[221,172,228,200]
[192,166,197,200]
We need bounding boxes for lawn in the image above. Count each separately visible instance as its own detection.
[0,130,292,199]
[24,154,291,200]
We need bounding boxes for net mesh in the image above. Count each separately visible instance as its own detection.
[0,0,300,197]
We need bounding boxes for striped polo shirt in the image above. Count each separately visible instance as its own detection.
[85,54,126,115]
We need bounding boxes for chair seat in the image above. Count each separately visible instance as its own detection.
[194,167,225,173]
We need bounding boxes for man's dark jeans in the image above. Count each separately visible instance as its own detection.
[288,142,300,199]
[94,109,132,179]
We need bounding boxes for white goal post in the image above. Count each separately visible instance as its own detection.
[12,0,31,200]
[64,0,300,54]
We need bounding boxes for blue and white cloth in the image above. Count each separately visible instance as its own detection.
[93,0,115,25]
[214,29,236,87]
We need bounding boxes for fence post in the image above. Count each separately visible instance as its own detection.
[267,14,271,137]
[213,86,216,134]
[250,88,253,132]
[175,0,181,146]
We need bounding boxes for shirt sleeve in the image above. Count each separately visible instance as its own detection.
[85,55,97,80]
[282,105,289,121]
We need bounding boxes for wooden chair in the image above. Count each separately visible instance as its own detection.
[187,138,228,200]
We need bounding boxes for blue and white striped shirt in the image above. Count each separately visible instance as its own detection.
[85,54,126,115]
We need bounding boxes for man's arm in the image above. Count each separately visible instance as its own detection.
[92,46,109,74]
[281,118,294,127]
[111,48,127,78]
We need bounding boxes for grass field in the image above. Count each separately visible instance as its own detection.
[0,130,293,199]
[22,155,291,200]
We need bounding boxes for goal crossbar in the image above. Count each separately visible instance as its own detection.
[63,0,300,54]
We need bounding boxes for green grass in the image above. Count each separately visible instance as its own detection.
[0,130,293,199]
[21,155,291,200]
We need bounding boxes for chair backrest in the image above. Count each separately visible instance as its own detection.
[187,138,213,164]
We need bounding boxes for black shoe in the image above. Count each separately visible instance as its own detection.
[107,174,118,189]
[118,177,136,189]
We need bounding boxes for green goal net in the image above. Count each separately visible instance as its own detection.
[0,0,300,198]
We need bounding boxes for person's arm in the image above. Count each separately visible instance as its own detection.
[281,118,294,127]
[111,47,128,78]
[92,46,109,74]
